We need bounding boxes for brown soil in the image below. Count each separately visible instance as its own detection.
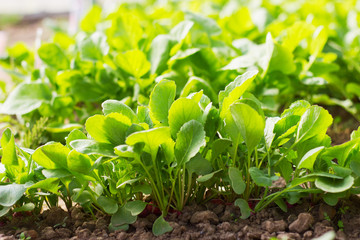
[1,196,359,240]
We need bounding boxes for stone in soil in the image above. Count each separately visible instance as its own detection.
[190,210,219,224]
[261,220,287,233]
[288,213,314,233]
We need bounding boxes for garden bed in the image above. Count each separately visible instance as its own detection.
[1,196,359,240]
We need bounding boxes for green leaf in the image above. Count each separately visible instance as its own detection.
[186,153,212,175]
[85,113,132,145]
[126,127,172,160]
[315,175,354,193]
[149,80,176,125]
[234,198,251,219]
[111,206,137,227]
[264,117,280,150]
[175,120,206,166]
[0,184,26,207]
[79,32,109,61]
[168,98,203,137]
[70,140,116,157]
[310,26,327,57]
[282,21,314,52]
[13,203,35,212]
[219,70,258,118]
[125,200,147,216]
[275,199,287,212]
[32,143,70,169]
[230,103,265,153]
[249,167,277,187]
[152,215,173,236]
[211,138,232,162]
[150,34,175,74]
[97,196,118,214]
[0,206,11,217]
[186,12,221,36]
[38,43,69,69]
[116,49,150,78]
[80,5,102,32]
[297,146,324,171]
[66,129,87,150]
[27,178,60,194]
[67,150,92,175]
[0,128,18,166]
[102,100,137,122]
[0,83,51,115]
[229,167,246,194]
[197,170,222,182]
[170,20,194,42]
[296,106,333,143]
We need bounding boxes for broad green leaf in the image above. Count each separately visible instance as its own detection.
[310,26,327,57]
[275,199,287,212]
[125,200,147,216]
[38,43,69,69]
[260,33,295,74]
[72,189,95,204]
[281,100,311,118]
[0,128,18,166]
[66,129,87,150]
[85,113,132,145]
[180,77,217,103]
[116,49,150,78]
[296,106,333,143]
[0,83,51,115]
[175,120,206,166]
[170,20,194,42]
[264,117,280,150]
[0,207,10,217]
[102,100,137,122]
[32,143,70,169]
[27,178,60,194]
[282,22,314,52]
[153,215,173,236]
[315,175,354,193]
[223,110,243,149]
[70,140,116,157]
[197,169,222,182]
[297,146,324,171]
[149,80,176,125]
[13,203,35,212]
[0,184,26,207]
[45,123,82,134]
[350,126,360,140]
[229,167,246,194]
[79,32,109,61]
[211,138,232,162]
[111,206,137,227]
[168,98,203,137]
[249,167,278,187]
[67,150,92,175]
[126,127,172,160]
[219,70,258,118]
[234,198,251,219]
[350,160,360,177]
[230,103,265,152]
[80,5,102,33]
[186,12,221,36]
[150,34,175,74]
[186,153,212,175]
[97,196,118,214]
[42,169,71,179]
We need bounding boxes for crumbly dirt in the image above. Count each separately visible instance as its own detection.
[1,195,359,240]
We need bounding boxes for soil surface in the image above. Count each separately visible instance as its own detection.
[1,195,359,240]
